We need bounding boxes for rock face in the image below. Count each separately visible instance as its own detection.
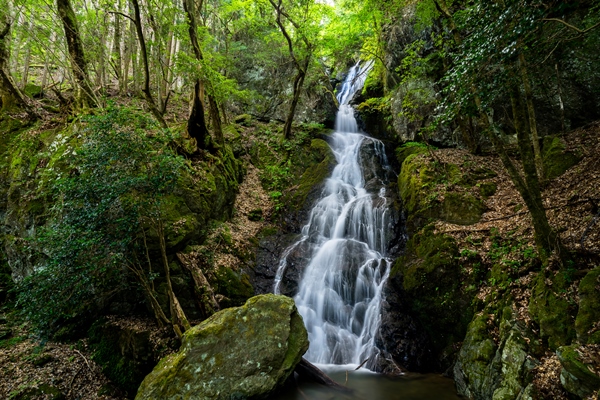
[135,294,308,400]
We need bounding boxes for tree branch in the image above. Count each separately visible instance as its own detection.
[108,11,135,24]
[543,18,600,34]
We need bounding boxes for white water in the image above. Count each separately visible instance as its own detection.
[274,61,392,367]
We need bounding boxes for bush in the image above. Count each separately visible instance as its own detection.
[17,106,187,336]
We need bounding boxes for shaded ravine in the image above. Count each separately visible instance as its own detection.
[274,61,394,368]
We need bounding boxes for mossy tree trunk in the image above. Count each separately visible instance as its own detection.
[56,0,97,108]
[157,219,191,338]
[0,11,34,116]
[183,0,223,149]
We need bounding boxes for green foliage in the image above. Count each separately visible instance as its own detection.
[16,106,187,336]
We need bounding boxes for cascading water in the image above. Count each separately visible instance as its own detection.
[274,61,392,367]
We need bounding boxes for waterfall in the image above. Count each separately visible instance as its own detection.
[274,61,392,367]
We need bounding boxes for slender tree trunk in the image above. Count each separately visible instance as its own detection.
[157,220,190,338]
[183,0,211,148]
[111,8,122,90]
[509,86,566,262]
[56,0,96,108]
[284,65,307,139]
[519,51,544,181]
[269,0,312,140]
[130,0,168,128]
[20,14,34,89]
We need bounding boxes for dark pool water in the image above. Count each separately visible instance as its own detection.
[271,365,462,400]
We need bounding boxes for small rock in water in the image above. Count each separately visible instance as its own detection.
[135,294,308,400]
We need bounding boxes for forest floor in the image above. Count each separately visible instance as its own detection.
[1,117,599,399]
[429,121,600,399]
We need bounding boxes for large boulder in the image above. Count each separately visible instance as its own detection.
[135,294,308,400]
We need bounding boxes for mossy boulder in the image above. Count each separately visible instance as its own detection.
[529,272,577,350]
[23,83,43,99]
[575,266,600,344]
[454,314,498,398]
[542,136,581,180]
[557,345,600,399]
[455,308,541,400]
[398,154,484,231]
[439,192,485,225]
[135,294,308,400]
[396,143,428,167]
[213,265,255,308]
[392,225,472,357]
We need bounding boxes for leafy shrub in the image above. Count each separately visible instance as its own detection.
[17,106,187,336]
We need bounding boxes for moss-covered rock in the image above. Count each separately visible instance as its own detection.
[557,345,600,399]
[135,294,308,400]
[455,308,541,400]
[398,154,484,231]
[396,143,429,167]
[529,272,577,350]
[454,313,498,398]
[283,138,335,211]
[392,225,472,357]
[213,265,255,308]
[439,192,485,225]
[575,266,600,344]
[542,136,581,180]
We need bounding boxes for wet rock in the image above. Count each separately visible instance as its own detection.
[253,233,302,295]
[376,273,434,372]
[135,295,308,400]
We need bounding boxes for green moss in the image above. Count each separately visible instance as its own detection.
[392,225,472,353]
[479,182,497,197]
[234,114,253,127]
[284,139,335,211]
[575,267,600,344]
[213,266,254,308]
[542,136,581,180]
[396,144,429,167]
[556,345,600,390]
[398,153,436,216]
[23,83,43,98]
[440,192,484,225]
[529,272,576,349]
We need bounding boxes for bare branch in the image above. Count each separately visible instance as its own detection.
[543,18,600,34]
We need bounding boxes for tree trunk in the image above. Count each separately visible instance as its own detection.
[269,0,312,140]
[157,220,190,338]
[111,9,122,89]
[519,51,544,182]
[176,252,219,318]
[56,0,96,108]
[183,0,212,148]
[0,16,34,115]
[130,0,168,128]
[283,67,306,139]
[509,86,567,263]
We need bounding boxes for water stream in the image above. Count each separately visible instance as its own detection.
[272,61,461,399]
[274,61,391,367]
